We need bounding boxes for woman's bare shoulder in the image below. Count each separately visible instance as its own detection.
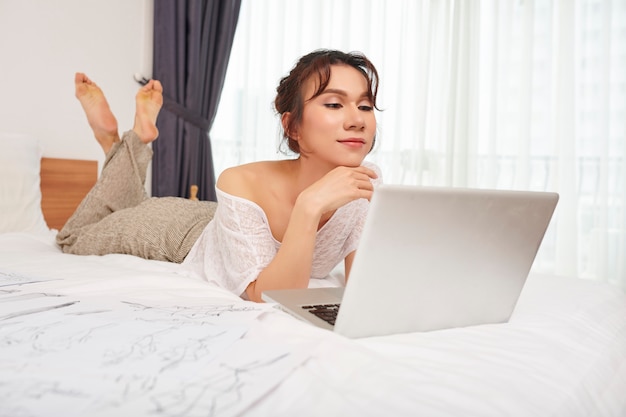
[217,160,289,199]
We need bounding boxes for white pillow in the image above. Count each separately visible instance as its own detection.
[0,133,50,234]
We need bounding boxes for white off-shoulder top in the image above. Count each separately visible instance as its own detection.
[182,162,382,297]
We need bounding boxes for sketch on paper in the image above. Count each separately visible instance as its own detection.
[0,268,56,287]
[0,293,306,417]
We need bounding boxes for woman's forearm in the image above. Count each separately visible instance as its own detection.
[246,200,321,301]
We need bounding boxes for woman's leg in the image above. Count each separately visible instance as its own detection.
[59,195,217,262]
[56,74,216,262]
[57,130,154,245]
[56,75,163,253]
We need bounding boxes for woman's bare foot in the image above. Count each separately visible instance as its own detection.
[132,79,163,144]
[74,73,120,153]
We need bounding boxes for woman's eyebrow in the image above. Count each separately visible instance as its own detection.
[320,88,369,99]
[320,88,347,96]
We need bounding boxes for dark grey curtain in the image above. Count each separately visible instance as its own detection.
[152,0,241,201]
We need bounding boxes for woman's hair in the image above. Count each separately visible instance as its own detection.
[275,49,380,154]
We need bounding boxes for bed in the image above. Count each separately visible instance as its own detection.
[1,133,626,417]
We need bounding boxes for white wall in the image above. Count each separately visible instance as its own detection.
[0,0,153,171]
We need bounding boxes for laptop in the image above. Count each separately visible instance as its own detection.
[262,184,559,338]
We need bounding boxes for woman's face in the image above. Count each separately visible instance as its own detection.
[295,64,376,168]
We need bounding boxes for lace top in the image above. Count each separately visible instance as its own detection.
[182,162,382,297]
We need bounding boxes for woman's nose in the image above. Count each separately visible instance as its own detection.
[345,105,365,130]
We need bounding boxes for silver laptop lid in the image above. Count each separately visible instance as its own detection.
[334,185,558,338]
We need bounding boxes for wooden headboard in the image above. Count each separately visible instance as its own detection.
[40,158,98,230]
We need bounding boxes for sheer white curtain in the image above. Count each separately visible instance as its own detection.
[211,0,626,289]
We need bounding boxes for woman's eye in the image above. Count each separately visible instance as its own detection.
[324,103,342,109]
[359,105,373,111]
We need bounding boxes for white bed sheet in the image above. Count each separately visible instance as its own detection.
[1,232,625,417]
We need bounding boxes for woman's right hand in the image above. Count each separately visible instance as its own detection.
[296,165,378,219]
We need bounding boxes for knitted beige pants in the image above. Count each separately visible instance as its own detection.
[56,131,217,263]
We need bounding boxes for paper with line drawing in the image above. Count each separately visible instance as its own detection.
[0,297,306,417]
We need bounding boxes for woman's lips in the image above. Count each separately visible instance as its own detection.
[338,138,366,148]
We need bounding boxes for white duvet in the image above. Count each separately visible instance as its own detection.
[1,232,625,417]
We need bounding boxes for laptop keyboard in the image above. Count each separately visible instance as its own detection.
[302,303,341,326]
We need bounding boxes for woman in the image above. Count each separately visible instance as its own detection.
[58,49,382,302]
